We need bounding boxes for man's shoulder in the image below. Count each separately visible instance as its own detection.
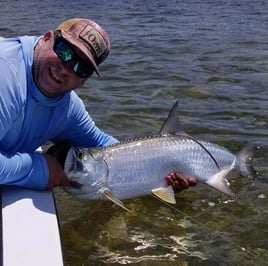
[0,37,25,74]
[0,36,21,54]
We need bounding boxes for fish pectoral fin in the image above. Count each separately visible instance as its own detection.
[205,167,237,198]
[152,186,176,204]
[101,189,131,212]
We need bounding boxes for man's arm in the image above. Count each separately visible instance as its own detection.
[0,151,47,189]
[52,92,119,148]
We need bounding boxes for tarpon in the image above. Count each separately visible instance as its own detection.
[60,102,256,211]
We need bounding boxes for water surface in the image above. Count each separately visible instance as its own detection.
[1,0,267,265]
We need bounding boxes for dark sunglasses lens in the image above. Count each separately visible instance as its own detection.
[74,61,94,78]
[54,41,75,62]
[54,37,94,78]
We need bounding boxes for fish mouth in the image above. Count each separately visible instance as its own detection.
[68,181,83,189]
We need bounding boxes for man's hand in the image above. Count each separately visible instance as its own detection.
[46,142,71,168]
[165,172,197,193]
[43,153,69,189]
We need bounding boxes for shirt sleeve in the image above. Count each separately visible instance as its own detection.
[0,58,49,189]
[0,151,48,189]
[0,58,23,139]
[52,92,119,147]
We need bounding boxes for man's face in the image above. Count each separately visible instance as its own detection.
[32,31,93,98]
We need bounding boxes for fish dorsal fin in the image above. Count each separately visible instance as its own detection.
[151,186,176,204]
[159,101,184,135]
[101,188,131,212]
[160,101,221,171]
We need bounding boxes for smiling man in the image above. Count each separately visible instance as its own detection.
[0,18,196,192]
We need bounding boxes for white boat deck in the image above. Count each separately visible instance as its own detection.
[1,187,63,266]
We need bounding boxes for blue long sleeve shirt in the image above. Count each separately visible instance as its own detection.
[0,35,118,189]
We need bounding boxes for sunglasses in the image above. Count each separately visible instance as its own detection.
[53,33,94,78]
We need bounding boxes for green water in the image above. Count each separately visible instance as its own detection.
[56,144,267,266]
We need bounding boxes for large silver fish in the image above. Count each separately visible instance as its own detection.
[63,102,256,211]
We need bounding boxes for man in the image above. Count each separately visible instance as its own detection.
[0,18,196,192]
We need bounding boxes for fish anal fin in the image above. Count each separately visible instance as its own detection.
[152,186,176,204]
[101,189,131,212]
[206,167,236,198]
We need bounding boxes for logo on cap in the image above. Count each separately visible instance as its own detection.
[80,26,106,59]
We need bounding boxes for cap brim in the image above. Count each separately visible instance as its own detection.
[60,31,100,76]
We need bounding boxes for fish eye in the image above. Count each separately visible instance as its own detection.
[77,149,84,159]
[74,148,84,160]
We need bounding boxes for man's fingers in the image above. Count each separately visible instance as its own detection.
[166,173,175,187]
[174,172,189,188]
[165,172,197,193]
[188,177,197,186]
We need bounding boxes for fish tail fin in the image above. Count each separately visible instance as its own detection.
[206,167,236,198]
[235,143,257,179]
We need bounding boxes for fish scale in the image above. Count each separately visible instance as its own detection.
[102,136,233,195]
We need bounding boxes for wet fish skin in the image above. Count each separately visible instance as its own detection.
[64,136,255,200]
[62,102,256,207]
